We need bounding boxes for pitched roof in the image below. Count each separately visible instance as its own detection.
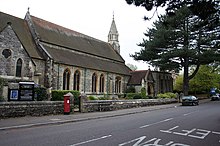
[128,70,150,85]
[29,15,131,75]
[31,16,124,63]
[43,44,131,75]
[0,12,43,59]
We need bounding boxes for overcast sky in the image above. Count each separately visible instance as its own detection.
[0,0,164,70]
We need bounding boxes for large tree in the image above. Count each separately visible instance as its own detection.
[125,0,219,20]
[131,6,220,95]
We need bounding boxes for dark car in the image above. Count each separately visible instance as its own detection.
[182,95,199,106]
[211,94,220,101]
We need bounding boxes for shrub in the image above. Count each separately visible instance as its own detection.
[0,77,5,98]
[88,96,97,100]
[0,96,4,102]
[125,96,133,99]
[34,86,47,101]
[141,87,147,98]
[157,92,176,98]
[126,86,136,93]
[98,96,110,100]
[51,90,80,105]
[157,93,170,98]
[133,94,142,99]
[126,93,136,99]
[126,93,143,99]
[165,92,176,98]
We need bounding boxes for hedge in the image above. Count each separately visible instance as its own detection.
[157,92,176,99]
[51,90,80,105]
[34,86,47,101]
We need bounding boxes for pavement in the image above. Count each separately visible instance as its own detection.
[0,99,210,131]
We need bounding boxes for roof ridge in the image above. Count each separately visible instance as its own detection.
[0,11,23,20]
[30,15,104,43]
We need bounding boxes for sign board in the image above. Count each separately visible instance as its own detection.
[9,89,18,101]
[19,82,35,101]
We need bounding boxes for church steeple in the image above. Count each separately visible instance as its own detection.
[108,14,120,54]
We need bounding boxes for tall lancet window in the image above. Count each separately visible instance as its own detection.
[92,73,97,93]
[115,76,121,93]
[99,74,105,93]
[63,68,70,90]
[16,58,22,77]
[73,70,80,91]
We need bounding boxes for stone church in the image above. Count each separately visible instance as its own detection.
[0,10,173,100]
[0,10,131,99]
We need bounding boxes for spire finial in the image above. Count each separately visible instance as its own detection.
[113,11,114,20]
[27,7,30,14]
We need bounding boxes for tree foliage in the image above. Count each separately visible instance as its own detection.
[126,63,138,71]
[131,6,220,95]
[174,65,220,94]
[189,65,220,93]
[174,75,183,92]
[125,0,219,21]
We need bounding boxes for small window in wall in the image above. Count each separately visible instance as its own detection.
[115,76,121,93]
[63,68,70,90]
[2,49,12,59]
[92,73,97,93]
[73,70,80,91]
[99,74,105,93]
[16,58,22,77]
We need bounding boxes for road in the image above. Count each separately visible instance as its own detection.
[0,100,220,146]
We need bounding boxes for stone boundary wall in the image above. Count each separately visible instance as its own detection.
[81,98,178,112]
[0,98,178,118]
[0,101,64,118]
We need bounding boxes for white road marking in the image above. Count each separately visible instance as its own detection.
[140,118,173,129]
[173,128,196,136]
[183,112,195,116]
[212,131,220,135]
[160,126,179,133]
[212,131,220,143]
[119,137,190,146]
[188,129,211,139]
[69,135,112,146]
[118,136,148,146]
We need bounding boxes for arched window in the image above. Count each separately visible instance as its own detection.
[115,76,121,93]
[16,58,22,77]
[92,73,97,93]
[99,74,105,93]
[73,70,80,91]
[63,68,70,90]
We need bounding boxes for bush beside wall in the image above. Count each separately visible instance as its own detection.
[51,90,80,105]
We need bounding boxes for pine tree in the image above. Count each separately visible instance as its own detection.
[125,0,219,20]
[131,6,220,95]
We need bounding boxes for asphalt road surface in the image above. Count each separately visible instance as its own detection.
[0,100,220,146]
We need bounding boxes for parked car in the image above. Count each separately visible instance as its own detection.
[182,95,199,106]
[211,94,220,101]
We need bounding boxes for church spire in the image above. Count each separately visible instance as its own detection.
[108,13,120,54]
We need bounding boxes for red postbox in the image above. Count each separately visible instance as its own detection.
[64,94,71,114]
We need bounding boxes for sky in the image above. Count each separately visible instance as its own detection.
[0,0,164,70]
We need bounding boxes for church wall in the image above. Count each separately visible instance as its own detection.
[52,62,129,97]
[0,25,34,81]
[152,71,173,95]
[32,59,45,85]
